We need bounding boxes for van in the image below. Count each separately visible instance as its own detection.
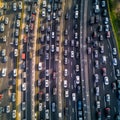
[38,62,42,70]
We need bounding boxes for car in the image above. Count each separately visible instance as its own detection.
[64,57,68,64]
[117,89,120,100]
[38,103,42,111]
[116,114,120,120]
[45,109,49,119]
[90,16,95,24]
[14,49,18,57]
[113,48,117,55]
[96,109,102,119]
[72,93,76,101]
[71,39,74,46]
[1,49,6,56]
[105,94,110,103]
[95,86,99,96]
[45,93,49,101]
[52,12,56,19]
[17,12,21,19]
[1,35,6,42]
[65,12,69,20]
[94,74,99,82]
[45,70,49,76]
[76,52,80,59]
[111,82,117,90]
[102,9,107,16]
[106,31,110,38]
[46,53,49,60]
[1,68,7,77]
[25,25,29,33]
[76,76,80,84]
[0,23,5,32]
[15,29,19,37]
[47,14,51,21]
[64,39,68,46]
[113,58,117,66]
[4,17,9,25]
[95,15,99,23]
[93,41,98,48]
[93,31,97,38]
[75,11,78,19]
[104,107,111,118]
[105,24,109,32]
[13,2,17,11]
[75,65,79,72]
[64,50,68,56]
[22,83,26,91]
[117,80,120,89]
[99,35,103,41]
[38,79,41,86]
[116,69,120,77]
[51,32,55,38]
[87,47,92,54]
[78,101,82,110]
[51,45,55,52]
[94,50,98,58]
[104,76,109,85]
[47,4,51,13]
[18,1,22,10]
[98,25,102,32]
[12,110,16,118]
[71,51,74,58]
[95,4,100,13]
[64,29,68,36]
[102,67,106,76]
[11,93,16,102]
[52,102,56,112]
[65,89,69,98]
[94,60,99,68]
[101,1,106,7]
[74,32,78,39]
[45,80,49,87]
[102,55,107,64]
[75,4,79,11]
[22,102,26,111]
[43,0,47,8]
[76,41,79,47]
[16,20,20,28]
[6,105,10,113]
[104,17,109,24]
[64,69,68,76]
[42,8,46,17]
[38,62,42,71]
[2,56,8,63]
[100,45,104,53]
[96,101,100,109]
[74,23,78,30]
[14,38,18,46]
[63,80,67,88]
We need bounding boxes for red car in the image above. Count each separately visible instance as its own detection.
[101,67,106,76]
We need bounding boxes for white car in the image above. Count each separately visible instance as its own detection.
[14,49,18,57]
[105,94,110,102]
[4,17,9,25]
[45,93,49,101]
[6,105,10,113]
[15,29,19,37]
[43,0,47,8]
[13,2,17,11]
[71,51,74,58]
[22,83,26,91]
[65,90,69,98]
[45,70,49,76]
[76,76,80,84]
[39,103,42,111]
[38,62,42,71]
[104,76,109,85]
[22,102,26,111]
[45,80,49,87]
[11,93,16,102]
[1,49,6,56]
[51,32,55,38]
[18,1,22,10]
[13,69,17,77]
[75,11,78,19]
[0,23,5,32]
[12,110,16,118]
[45,109,49,119]
[112,48,117,55]
[72,93,76,101]
[25,25,29,33]
[1,68,6,77]
[42,8,46,17]
[96,101,100,109]
[75,65,79,72]
[64,80,67,88]
[64,69,68,76]
[16,20,20,28]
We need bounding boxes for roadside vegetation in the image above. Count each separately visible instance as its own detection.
[107,0,120,54]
